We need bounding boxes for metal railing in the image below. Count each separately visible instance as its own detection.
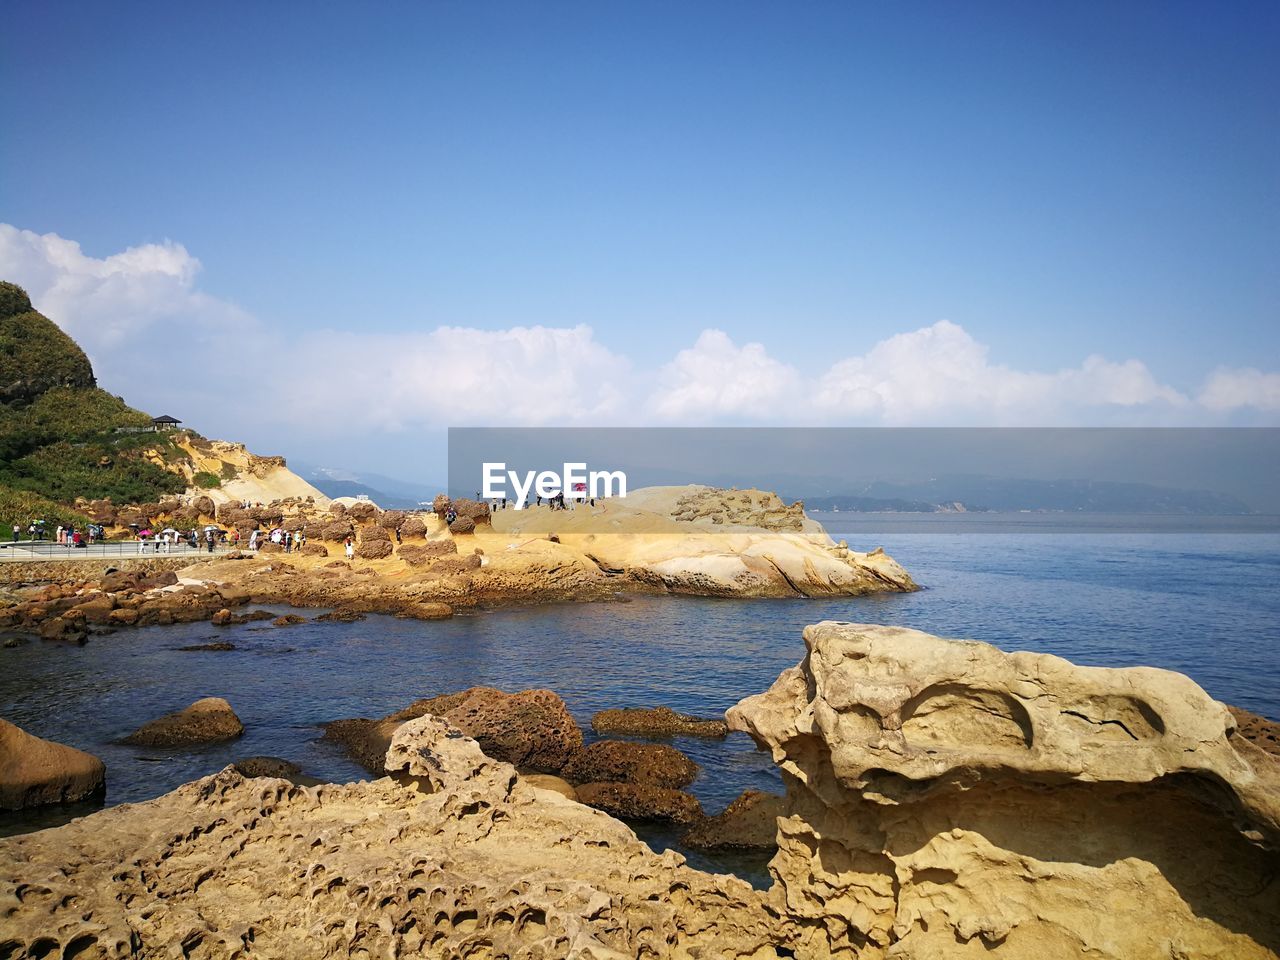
[0,540,237,561]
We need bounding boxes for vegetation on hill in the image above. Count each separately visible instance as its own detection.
[0,280,195,528]
[0,281,95,404]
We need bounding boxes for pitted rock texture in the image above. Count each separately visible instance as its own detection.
[728,621,1280,959]
[0,720,105,811]
[0,717,785,959]
[325,687,582,775]
[562,740,700,789]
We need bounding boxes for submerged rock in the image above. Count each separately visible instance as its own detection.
[592,705,729,739]
[123,697,244,747]
[232,756,301,779]
[0,720,105,811]
[682,789,784,851]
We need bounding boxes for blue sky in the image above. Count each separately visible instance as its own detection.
[2,2,1277,477]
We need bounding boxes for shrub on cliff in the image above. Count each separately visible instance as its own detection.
[0,486,92,533]
[194,472,221,489]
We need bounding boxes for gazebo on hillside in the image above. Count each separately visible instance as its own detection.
[151,415,182,431]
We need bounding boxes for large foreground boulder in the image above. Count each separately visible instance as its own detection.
[728,622,1280,959]
[0,720,105,811]
[122,697,244,747]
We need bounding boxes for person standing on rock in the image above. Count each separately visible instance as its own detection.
[344,537,354,560]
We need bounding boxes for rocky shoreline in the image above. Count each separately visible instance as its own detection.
[1,485,916,645]
[2,622,1277,958]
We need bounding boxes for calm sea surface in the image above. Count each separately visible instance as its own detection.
[3,518,1278,878]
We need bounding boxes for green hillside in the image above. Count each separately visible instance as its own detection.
[0,280,191,529]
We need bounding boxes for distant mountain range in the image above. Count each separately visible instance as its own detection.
[798,475,1254,515]
[292,463,442,509]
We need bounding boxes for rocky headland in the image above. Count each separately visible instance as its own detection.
[1,485,916,644]
[2,623,1277,958]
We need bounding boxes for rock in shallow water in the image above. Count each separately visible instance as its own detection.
[561,740,699,789]
[682,789,784,851]
[574,782,703,824]
[122,696,244,747]
[592,704,729,739]
[0,720,105,811]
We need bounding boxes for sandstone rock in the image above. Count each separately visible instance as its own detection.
[682,789,783,851]
[211,607,234,625]
[346,501,378,522]
[319,521,353,541]
[562,740,699,789]
[448,515,475,535]
[107,607,139,626]
[178,641,236,652]
[1230,705,1280,760]
[138,570,178,590]
[575,782,703,824]
[191,495,216,517]
[394,601,453,620]
[379,510,406,529]
[272,614,307,626]
[398,539,458,566]
[257,541,283,554]
[328,501,347,516]
[592,705,729,739]
[0,718,782,956]
[326,687,582,775]
[398,514,428,538]
[232,756,301,779]
[521,773,578,800]
[0,720,105,811]
[300,542,329,557]
[356,538,393,560]
[728,622,1280,959]
[431,492,450,515]
[37,615,88,644]
[123,697,244,747]
[360,524,390,542]
[313,608,366,623]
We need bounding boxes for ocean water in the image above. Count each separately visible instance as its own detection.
[3,523,1278,880]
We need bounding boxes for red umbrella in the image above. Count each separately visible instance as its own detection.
[138,529,153,537]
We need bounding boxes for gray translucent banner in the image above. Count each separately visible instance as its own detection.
[447,427,1280,533]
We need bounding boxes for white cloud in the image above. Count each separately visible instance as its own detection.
[651,329,800,419]
[280,325,630,429]
[0,224,254,357]
[3,223,1275,447]
[811,320,1187,423]
[1198,366,1280,412]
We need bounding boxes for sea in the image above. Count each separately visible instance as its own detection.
[3,514,1278,881]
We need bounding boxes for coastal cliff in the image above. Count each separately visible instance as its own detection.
[2,624,1276,958]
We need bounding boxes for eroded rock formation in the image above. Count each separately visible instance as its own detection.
[728,621,1280,959]
[0,717,784,958]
